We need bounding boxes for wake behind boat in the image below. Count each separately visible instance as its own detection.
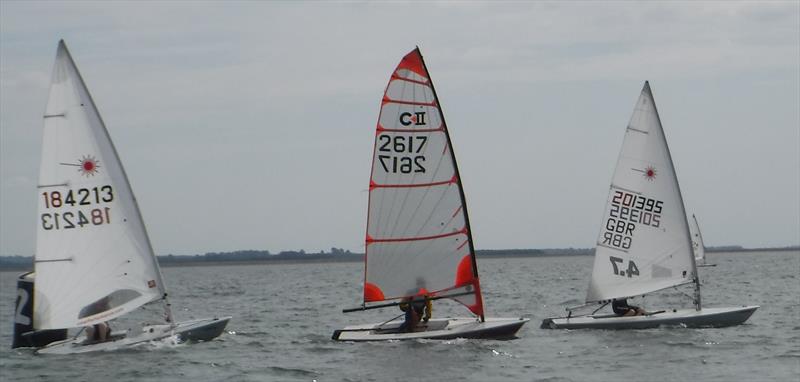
[333,48,527,341]
[11,40,230,354]
[540,82,757,330]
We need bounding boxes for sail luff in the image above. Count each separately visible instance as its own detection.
[415,48,484,321]
[645,82,701,310]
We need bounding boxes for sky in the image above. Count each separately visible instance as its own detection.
[1,1,798,256]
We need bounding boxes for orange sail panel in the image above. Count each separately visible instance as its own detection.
[363,48,483,316]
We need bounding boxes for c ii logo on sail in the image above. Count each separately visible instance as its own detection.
[399,112,426,126]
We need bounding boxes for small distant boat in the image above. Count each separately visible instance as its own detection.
[541,82,757,330]
[12,40,230,354]
[333,48,528,341]
[690,214,716,267]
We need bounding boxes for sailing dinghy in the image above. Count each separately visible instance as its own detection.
[691,214,716,267]
[333,48,528,341]
[14,41,230,354]
[540,82,757,330]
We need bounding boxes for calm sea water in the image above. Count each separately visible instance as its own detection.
[0,251,798,382]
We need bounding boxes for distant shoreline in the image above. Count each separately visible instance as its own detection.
[1,246,797,271]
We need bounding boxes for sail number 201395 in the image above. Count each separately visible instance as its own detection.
[377,135,427,174]
[601,189,664,251]
[40,185,114,230]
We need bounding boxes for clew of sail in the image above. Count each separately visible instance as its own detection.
[363,48,483,317]
[34,41,167,330]
[586,82,696,303]
[690,214,707,264]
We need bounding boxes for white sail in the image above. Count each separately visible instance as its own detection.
[34,41,167,330]
[586,82,696,303]
[362,48,483,317]
[690,214,707,264]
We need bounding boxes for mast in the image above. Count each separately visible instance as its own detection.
[645,82,701,311]
[416,47,484,321]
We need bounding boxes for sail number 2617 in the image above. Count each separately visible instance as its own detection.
[377,135,427,174]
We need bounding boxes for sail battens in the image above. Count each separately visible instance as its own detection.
[371,178,456,189]
[390,74,430,86]
[376,127,443,133]
[37,183,69,188]
[609,184,642,195]
[382,98,437,107]
[627,126,648,134]
[34,258,72,263]
[43,113,66,119]
[368,228,467,243]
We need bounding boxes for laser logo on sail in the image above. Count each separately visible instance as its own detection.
[631,165,657,181]
[78,155,100,177]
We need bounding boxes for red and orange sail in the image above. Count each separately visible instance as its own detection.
[363,48,484,317]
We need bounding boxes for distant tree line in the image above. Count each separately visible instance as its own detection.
[1,245,797,270]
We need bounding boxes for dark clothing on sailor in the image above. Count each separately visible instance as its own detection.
[612,299,639,316]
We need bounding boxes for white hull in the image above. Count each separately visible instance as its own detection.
[540,306,758,330]
[36,316,230,355]
[333,317,528,341]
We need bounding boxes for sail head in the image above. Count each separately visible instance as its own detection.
[586,82,696,303]
[34,41,166,330]
[363,49,483,316]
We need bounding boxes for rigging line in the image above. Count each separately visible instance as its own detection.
[672,285,696,302]
[406,136,451,244]
[381,72,420,239]
[384,80,438,242]
[394,134,447,246]
[395,97,451,259]
[372,77,409,237]
[396,84,463,263]
[391,73,429,86]
[382,78,414,239]
[406,126,448,232]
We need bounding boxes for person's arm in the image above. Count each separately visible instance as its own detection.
[423,299,432,322]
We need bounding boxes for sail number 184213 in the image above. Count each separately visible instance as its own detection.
[40,185,114,230]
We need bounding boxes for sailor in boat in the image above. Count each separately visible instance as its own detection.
[81,296,113,343]
[398,295,432,332]
[612,298,646,317]
[85,322,111,343]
